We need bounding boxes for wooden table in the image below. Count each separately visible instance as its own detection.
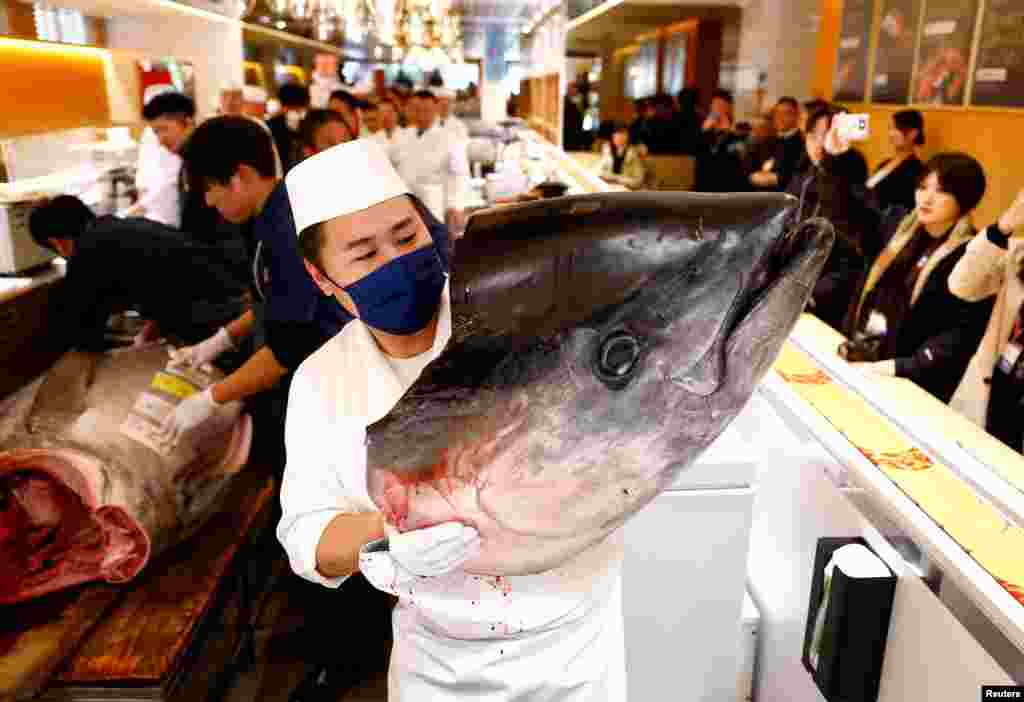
[0,472,276,702]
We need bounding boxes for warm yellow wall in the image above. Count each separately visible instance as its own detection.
[836,106,1022,227]
[0,38,111,138]
[813,1,1024,227]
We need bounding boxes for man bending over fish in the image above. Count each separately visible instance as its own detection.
[278,138,833,700]
[29,195,250,353]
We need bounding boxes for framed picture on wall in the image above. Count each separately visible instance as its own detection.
[970,0,1024,108]
[833,0,875,102]
[912,0,979,105]
[871,0,922,103]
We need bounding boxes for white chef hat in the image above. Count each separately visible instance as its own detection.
[143,83,175,106]
[286,138,409,236]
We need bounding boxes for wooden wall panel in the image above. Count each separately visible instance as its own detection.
[598,18,723,125]
[813,0,1024,228]
[4,0,35,39]
[0,37,111,138]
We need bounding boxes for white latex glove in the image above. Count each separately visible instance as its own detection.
[169,328,234,369]
[158,388,220,446]
[359,522,480,592]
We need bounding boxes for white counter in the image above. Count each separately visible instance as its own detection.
[0,261,65,305]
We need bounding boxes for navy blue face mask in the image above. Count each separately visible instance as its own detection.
[324,244,447,335]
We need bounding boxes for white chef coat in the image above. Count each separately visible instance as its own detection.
[134,127,182,228]
[310,76,344,109]
[372,126,411,151]
[277,281,627,701]
[390,122,470,213]
[440,115,470,142]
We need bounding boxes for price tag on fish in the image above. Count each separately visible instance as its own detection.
[120,413,176,457]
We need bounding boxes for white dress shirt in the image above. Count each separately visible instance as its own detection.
[133,127,182,227]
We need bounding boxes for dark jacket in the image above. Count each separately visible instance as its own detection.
[773,130,806,192]
[844,214,993,403]
[744,136,779,189]
[51,216,250,352]
[255,186,452,372]
[695,128,748,193]
[562,97,587,151]
[785,149,871,330]
[889,244,994,402]
[267,115,300,174]
[869,155,924,216]
[254,181,352,371]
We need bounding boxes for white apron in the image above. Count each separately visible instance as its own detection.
[387,567,626,702]
[283,282,627,700]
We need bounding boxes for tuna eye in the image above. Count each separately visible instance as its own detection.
[594,332,642,388]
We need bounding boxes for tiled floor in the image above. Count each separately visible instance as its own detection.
[224,564,392,702]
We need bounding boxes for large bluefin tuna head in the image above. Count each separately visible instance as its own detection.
[366,192,833,575]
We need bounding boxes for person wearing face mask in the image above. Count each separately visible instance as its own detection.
[786,106,870,330]
[837,150,994,403]
[278,138,625,701]
[267,83,311,173]
[947,189,1024,451]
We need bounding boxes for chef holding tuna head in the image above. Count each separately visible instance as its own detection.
[278,138,626,701]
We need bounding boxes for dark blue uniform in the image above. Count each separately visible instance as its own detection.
[253,181,353,371]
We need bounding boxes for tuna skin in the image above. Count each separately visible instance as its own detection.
[0,344,252,604]
[366,192,834,576]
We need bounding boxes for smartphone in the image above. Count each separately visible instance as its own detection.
[835,113,870,142]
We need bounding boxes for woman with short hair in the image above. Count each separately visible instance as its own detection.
[839,152,995,403]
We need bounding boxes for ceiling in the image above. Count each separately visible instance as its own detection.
[451,0,534,25]
[567,2,741,53]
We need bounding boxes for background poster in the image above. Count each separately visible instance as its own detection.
[971,0,1024,107]
[871,0,921,103]
[912,0,979,105]
[833,0,875,102]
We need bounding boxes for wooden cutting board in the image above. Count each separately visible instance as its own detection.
[0,472,273,702]
[0,585,123,702]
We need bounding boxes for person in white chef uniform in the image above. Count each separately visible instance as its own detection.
[436,87,469,142]
[128,84,185,227]
[277,139,627,701]
[389,89,470,236]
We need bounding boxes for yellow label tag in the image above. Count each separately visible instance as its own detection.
[151,372,198,400]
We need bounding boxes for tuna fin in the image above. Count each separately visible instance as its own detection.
[26,352,100,436]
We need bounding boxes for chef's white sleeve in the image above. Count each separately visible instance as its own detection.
[446,139,470,211]
[277,371,369,589]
